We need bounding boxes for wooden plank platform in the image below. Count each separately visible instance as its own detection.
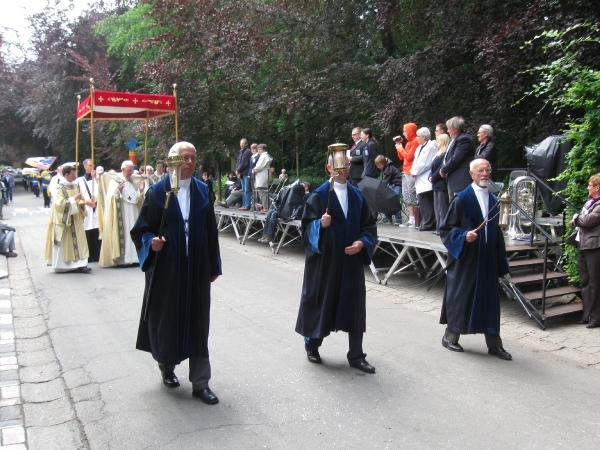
[525,286,581,301]
[544,302,583,318]
[508,272,566,284]
[508,258,548,268]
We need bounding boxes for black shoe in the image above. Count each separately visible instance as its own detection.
[576,320,588,325]
[192,387,219,404]
[586,323,599,329]
[350,359,376,373]
[75,267,92,273]
[488,347,512,360]
[306,349,322,364]
[161,372,180,388]
[442,336,464,352]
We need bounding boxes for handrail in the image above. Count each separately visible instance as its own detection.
[527,171,579,214]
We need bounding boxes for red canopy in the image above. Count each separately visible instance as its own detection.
[77,90,176,120]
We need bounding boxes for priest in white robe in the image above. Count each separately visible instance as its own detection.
[99,160,145,267]
[76,159,101,262]
[45,165,91,273]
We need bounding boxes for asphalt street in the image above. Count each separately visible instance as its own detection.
[7,187,600,449]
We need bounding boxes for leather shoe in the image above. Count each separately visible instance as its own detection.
[576,320,588,325]
[75,266,92,273]
[192,387,219,404]
[238,206,250,211]
[586,322,599,329]
[350,359,376,373]
[306,349,321,364]
[442,336,464,352]
[218,201,228,208]
[162,372,180,388]
[488,347,512,360]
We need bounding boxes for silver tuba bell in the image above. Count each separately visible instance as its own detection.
[507,175,536,238]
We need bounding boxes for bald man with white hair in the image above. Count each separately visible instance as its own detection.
[99,160,145,266]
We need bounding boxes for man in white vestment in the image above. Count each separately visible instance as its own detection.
[77,159,101,262]
[45,165,91,273]
[99,160,145,267]
[48,166,64,201]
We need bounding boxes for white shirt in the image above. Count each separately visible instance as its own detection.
[333,181,348,218]
[177,178,191,251]
[472,182,489,241]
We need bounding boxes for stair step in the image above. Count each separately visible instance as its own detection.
[543,302,583,318]
[505,245,538,253]
[524,286,582,301]
[508,272,567,284]
[509,258,549,268]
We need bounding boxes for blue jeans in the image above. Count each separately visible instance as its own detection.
[385,185,403,223]
[241,175,251,207]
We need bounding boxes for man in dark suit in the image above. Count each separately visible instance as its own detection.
[439,116,474,199]
[348,127,366,186]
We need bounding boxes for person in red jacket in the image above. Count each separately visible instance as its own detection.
[396,123,419,227]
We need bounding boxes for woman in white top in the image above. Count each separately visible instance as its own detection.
[410,127,436,231]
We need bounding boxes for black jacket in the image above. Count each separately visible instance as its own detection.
[429,153,447,191]
[236,147,251,176]
[475,140,498,181]
[381,158,403,187]
[349,140,366,180]
[362,139,381,179]
[440,132,474,193]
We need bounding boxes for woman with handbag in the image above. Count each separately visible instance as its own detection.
[571,173,600,328]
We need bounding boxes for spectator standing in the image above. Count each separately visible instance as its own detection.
[41,171,51,207]
[429,134,451,235]
[396,123,419,227]
[2,172,12,205]
[154,160,167,182]
[475,124,498,181]
[0,179,5,219]
[571,174,600,328]
[246,144,260,211]
[348,127,366,186]
[235,138,252,211]
[253,144,273,213]
[439,116,474,198]
[360,128,380,179]
[411,127,436,231]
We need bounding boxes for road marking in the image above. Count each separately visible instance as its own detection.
[10,207,49,216]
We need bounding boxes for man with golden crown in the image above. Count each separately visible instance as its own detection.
[99,160,145,267]
[45,165,91,273]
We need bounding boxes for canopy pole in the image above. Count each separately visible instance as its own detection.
[89,78,95,169]
[75,95,81,173]
[173,83,178,142]
[144,111,149,169]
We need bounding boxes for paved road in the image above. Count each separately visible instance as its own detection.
[6,188,600,449]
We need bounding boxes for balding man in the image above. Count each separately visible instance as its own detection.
[440,158,511,360]
[99,160,144,266]
[131,141,222,405]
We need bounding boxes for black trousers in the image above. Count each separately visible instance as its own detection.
[304,332,366,364]
[417,190,435,230]
[444,327,502,348]
[578,247,600,326]
[86,228,101,263]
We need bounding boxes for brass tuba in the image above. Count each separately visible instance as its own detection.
[507,175,536,238]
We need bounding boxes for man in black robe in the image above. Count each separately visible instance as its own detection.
[295,155,378,373]
[440,158,512,360]
[131,141,222,404]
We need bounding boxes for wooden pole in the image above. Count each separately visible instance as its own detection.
[173,84,179,142]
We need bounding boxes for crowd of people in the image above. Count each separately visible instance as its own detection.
[5,120,597,407]
[347,117,499,236]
